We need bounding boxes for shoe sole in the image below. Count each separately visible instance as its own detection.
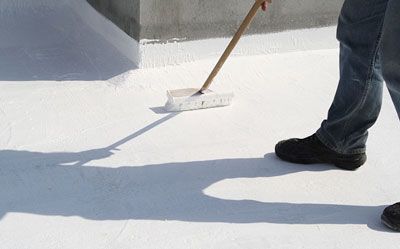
[275,150,366,171]
[381,214,400,232]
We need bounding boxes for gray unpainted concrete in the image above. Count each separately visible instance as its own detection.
[88,0,344,43]
[87,0,140,40]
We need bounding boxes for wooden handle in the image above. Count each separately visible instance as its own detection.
[200,0,265,92]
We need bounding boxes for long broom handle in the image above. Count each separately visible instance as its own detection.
[200,0,266,92]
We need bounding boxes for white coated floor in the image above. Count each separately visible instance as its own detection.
[1,1,400,248]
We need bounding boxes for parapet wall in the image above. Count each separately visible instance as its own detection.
[88,0,344,43]
[0,0,343,69]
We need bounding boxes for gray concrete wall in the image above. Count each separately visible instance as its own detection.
[87,0,140,41]
[88,0,344,43]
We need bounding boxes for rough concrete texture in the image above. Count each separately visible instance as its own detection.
[88,0,344,43]
[87,0,140,41]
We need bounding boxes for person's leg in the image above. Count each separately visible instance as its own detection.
[381,0,400,117]
[316,0,389,155]
[275,0,389,170]
[379,0,400,232]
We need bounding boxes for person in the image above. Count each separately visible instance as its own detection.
[261,0,400,232]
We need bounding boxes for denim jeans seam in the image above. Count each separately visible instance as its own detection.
[337,18,385,153]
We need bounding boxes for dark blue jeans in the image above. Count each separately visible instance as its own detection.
[316,0,400,154]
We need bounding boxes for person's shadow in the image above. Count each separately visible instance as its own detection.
[0,110,390,232]
[0,147,388,232]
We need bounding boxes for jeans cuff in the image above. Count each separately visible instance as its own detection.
[315,129,366,155]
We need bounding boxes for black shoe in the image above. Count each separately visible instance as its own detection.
[381,203,400,232]
[275,134,366,170]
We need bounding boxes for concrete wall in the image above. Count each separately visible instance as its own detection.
[88,0,344,43]
[87,0,140,41]
[140,0,343,42]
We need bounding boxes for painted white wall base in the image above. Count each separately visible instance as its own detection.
[139,27,339,68]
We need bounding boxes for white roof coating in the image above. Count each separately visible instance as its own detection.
[0,1,399,248]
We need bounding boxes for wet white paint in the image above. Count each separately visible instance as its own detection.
[137,26,338,68]
[1,1,400,249]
